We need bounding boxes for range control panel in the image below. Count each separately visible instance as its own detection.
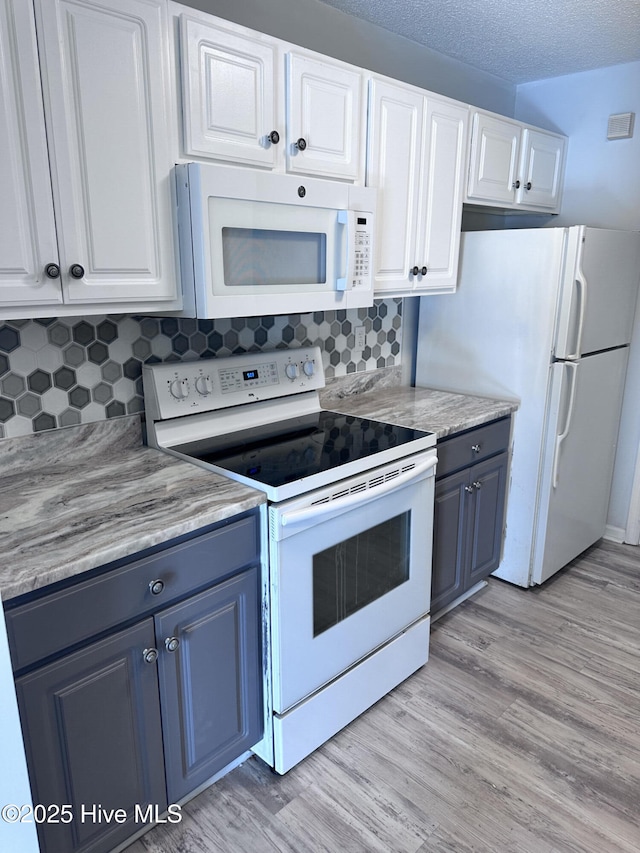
[143,346,325,421]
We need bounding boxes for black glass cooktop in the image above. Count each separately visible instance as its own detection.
[173,410,433,490]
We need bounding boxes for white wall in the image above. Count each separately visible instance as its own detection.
[176,0,515,114]
[0,602,38,853]
[515,62,640,537]
[515,62,640,230]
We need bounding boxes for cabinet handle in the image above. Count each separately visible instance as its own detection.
[295,137,307,151]
[149,579,164,595]
[45,263,60,279]
[473,481,482,490]
[472,444,481,453]
[512,180,521,189]
[165,637,180,653]
[464,484,475,493]
[421,266,428,276]
[411,266,420,276]
[143,648,158,664]
[69,263,85,279]
[268,130,280,144]
[525,182,532,191]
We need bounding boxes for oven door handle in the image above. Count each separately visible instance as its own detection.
[279,455,437,528]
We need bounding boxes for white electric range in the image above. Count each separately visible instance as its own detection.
[143,347,437,773]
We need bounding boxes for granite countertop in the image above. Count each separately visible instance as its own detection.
[0,416,265,602]
[1,370,516,602]
[320,368,518,438]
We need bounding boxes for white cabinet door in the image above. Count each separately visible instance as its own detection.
[467,111,520,205]
[368,79,467,297]
[416,98,468,293]
[366,78,422,294]
[286,52,365,182]
[180,15,282,168]
[0,0,60,306]
[34,0,177,305]
[517,128,565,211]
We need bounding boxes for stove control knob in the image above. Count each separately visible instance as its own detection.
[169,378,189,400]
[285,363,299,380]
[195,375,212,396]
[302,360,315,377]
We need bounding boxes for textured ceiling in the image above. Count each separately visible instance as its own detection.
[315,0,640,83]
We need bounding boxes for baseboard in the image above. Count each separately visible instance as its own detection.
[604,524,626,543]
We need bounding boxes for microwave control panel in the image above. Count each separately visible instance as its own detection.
[352,214,372,292]
[143,346,326,422]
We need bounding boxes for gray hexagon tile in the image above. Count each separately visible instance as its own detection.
[0,301,403,437]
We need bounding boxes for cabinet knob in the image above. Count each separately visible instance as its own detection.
[473,481,482,490]
[165,637,180,653]
[525,182,532,191]
[471,444,481,453]
[69,263,85,279]
[45,263,60,279]
[411,266,420,276]
[149,579,164,595]
[421,266,428,276]
[464,484,475,493]
[295,137,307,151]
[268,130,280,144]
[512,180,521,189]
[143,648,158,664]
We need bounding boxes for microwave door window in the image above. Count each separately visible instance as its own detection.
[208,198,340,296]
[222,227,327,286]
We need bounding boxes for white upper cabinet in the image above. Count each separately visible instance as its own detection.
[286,52,365,182]
[181,15,283,168]
[0,0,180,318]
[367,77,468,296]
[517,128,565,210]
[178,13,366,182]
[0,0,62,308]
[467,112,520,205]
[467,109,566,212]
[416,98,469,291]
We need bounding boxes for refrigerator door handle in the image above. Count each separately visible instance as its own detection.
[567,262,588,361]
[553,361,579,488]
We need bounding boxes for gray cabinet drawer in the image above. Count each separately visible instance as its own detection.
[437,417,511,479]
[6,513,259,672]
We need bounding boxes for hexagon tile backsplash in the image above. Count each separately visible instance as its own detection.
[0,301,402,438]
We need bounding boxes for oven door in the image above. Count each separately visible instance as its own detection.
[268,450,436,714]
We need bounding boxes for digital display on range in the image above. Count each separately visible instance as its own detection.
[243,369,259,381]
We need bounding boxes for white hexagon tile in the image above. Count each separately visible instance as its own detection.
[0,301,403,438]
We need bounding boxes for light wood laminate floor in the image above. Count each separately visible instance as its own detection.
[126,539,640,853]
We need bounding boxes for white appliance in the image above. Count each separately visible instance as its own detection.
[143,347,436,773]
[175,163,376,318]
[416,226,640,587]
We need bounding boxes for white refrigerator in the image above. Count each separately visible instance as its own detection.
[415,226,640,587]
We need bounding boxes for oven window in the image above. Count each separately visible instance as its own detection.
[222,227,327,286]
[312,512,411,637]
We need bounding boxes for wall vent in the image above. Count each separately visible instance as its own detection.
[607,112,635,140]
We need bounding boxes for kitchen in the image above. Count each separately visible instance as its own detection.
[1,0,639,851]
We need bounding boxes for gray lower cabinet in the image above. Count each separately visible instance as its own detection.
[6,511,263,853]
[432,417,510,614]
[15,620,167,853]
[156,569,262,803]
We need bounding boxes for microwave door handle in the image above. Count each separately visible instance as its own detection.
[336,209,350,292]
[279,455,438,528]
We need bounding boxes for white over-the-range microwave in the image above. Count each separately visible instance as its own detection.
[174,163,376,318]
